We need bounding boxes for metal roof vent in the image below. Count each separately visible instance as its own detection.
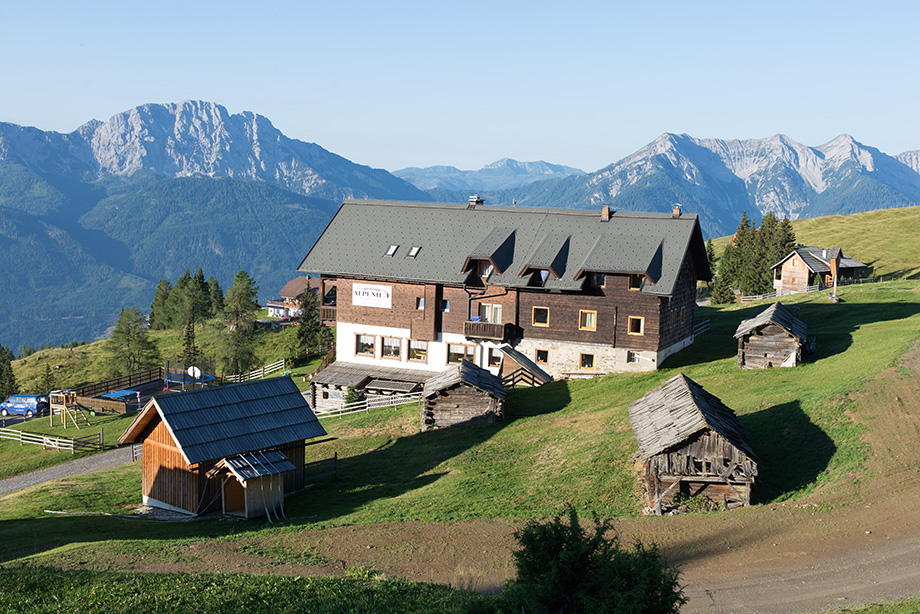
[468,195,483,209]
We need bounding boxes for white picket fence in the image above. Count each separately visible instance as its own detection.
[224,359,286,383]
[315,391,423,420]
[0,427,103,454]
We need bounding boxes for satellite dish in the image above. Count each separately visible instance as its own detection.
[187,366,202,378]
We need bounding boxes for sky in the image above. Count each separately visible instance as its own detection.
[1,1,917,173]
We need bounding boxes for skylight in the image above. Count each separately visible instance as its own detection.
[406,246,421,259]
[384,244,399,257]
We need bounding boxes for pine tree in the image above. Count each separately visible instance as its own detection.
[181,317,199,368]
[0,345,17,399]
[190,268,211,323]
[296,285,334,357]
[149,279,172,330]
[223,270,260,332]
[705,238,717,279]
[734,212,763,295]
[104,306,161,377]
[38,363,55,394]
[207,275,225,317]
[754,211,779,294]
[164,269,193,328]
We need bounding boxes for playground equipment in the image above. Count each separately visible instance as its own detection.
[49,390,91,429]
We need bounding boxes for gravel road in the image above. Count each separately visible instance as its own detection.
[0,447,134,496]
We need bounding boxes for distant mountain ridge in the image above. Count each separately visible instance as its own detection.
[394,158,585,191]
[468,133,920,237]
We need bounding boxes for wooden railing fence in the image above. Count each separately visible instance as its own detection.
[692,319,711,339]
[224,359,286,384]
[739,277,881,303]
[0,427,103,454]
[302,453,338,483]
[316,391,423,419]
[73,367,163,398]
[502,368,541,389]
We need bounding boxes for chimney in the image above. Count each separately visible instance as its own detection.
[601,204,611,222]
[468,194,483,209]
[672,204,682,218]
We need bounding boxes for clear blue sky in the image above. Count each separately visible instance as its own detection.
[1,1,916,173]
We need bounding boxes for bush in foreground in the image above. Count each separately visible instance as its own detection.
[500,506,685,614]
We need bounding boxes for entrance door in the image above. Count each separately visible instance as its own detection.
[223,478,246,517]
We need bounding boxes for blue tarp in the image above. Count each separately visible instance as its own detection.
[100,389,138,399]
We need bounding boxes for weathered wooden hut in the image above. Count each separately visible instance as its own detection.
[734,302,808,369]
[628,373,757,513]
[422,360,506,430]
[118,377,326,519]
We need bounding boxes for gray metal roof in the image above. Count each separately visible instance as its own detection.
[119,377,326,466]
[772,246,866,273]
[424,360,506,400]
[734,302,808,341]
[214,450,297,482]
[628,373,755,461]
[311,361,440,388]
[299,200,711,297]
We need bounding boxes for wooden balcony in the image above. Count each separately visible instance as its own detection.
[319,306,337,322]
[463,320,511,341]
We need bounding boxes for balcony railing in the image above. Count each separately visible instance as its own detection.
[319,306,337,322]
[463,320,510,341]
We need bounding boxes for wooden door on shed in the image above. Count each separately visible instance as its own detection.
[223,478,246,517]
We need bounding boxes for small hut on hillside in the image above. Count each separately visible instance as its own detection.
[628,373,757,513]
[734,302,808,369]
[422,360,506,430]
[118,377,327,519]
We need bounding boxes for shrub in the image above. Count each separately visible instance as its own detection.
[500,506,685,614]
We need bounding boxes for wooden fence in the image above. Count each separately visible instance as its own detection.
[224,359,286,384]
[739,277,881,303]
[502,368,541,389]
[692,319,711,340]
[0,427,103,454]
[316,391,423,420]
[302,454,338,484]
[75,396,135,414]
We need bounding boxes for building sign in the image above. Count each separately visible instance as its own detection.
[352,283,392,308]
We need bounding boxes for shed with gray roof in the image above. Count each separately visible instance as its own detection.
[628,373,757,513]
[734,302,808,369]
[119,377,327,518]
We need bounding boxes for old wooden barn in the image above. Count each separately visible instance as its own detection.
[628,373,757,513]
[422,360,506,430]
[734,302,808,369]
[118,377,326,519]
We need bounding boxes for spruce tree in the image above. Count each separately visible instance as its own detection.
[190,268,211,323]
[104,306,161,377]
[296,285,333,357]
[705,238,717,279]
[164,269,193,328]
[38,363,55,394]
[207,275,225,317]
[754,211,779,294]
[219,271,260,374]
[181,317,199,368]
[0,345,17,399]
[149,280,172,330]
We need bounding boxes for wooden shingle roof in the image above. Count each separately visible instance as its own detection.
[118,377,326,466]
[628,373,755,460]
[424,360,506,400]
[734,302,808,342]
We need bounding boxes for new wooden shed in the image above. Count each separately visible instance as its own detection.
[422,360,506,430]
[118,377,326,518]
[628,373,757,513]
[734,302,808,369]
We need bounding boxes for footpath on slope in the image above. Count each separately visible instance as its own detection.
[0,447,133,496]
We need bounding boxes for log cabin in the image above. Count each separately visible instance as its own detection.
[298,198,711,396]
[118,377,326,518]
[734,302,808,369]
[628,373,757,513]
[771,245,865,294]
[422,359,506,430]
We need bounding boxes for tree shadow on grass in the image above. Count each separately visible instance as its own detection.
[738,400,836,504]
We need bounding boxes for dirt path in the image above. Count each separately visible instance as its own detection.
[25,348,920,612]
[0,447,133,496]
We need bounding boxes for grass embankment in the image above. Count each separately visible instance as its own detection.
[710,205,920,280]
[0,412,137,480]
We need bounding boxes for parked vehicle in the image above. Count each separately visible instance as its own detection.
[0,394,50,418]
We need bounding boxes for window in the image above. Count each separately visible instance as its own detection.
[478,260,494,278]
[628,274,643,290]
[322,390,329,399]
[535,349,549,364]
[579,310,597,331]
[448,344,475,364]
[406,246,421,259]
[669,311,677,326]
[532,306,550,327]
[416,297,425,309]
[680,307,686,323]
[590,273,606,288]
[409,340,428,362]
[384,244,399,257]
[441,299,450,312]
[382,337,401,359]
[479,303,502,324]
[488,347,502,367]
[580,353,595,369]
[627,351,640,363]
[356,334,375,356]
[628,316,644,335]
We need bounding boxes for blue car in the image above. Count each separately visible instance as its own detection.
[0,394,50,418]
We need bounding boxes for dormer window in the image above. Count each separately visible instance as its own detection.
[478,261,494,278]
[406,246,421,259]
[384,244,399,257]
[628,274,643,290]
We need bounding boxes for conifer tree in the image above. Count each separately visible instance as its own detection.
[181,317,199,368]
[207,275,225,317]
[219,271,260,374]
[149,279,172,330]
[705,239,717,279]
[0,345,17,399]
[164,269,193,328]
[190,268,212,323]
[104,306,161,377]
[38,363,55,394]
[296,285,334,357]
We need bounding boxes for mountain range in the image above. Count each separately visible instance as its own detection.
[1,100,919,352]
